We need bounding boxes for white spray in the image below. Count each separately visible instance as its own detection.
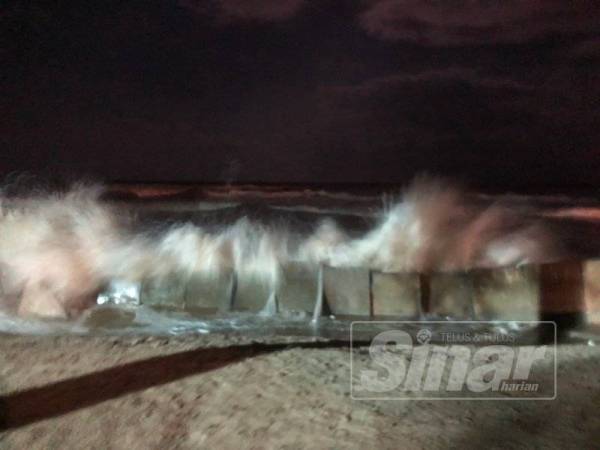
[0,178,561,318]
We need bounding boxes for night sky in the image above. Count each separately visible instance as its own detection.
[2,1,600,189]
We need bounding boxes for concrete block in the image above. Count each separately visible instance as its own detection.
[84,306,137,329]
[540,260,585,314]
[539,260,587,330]
[184,273,232,313]
[140,275,186,309]
[473,265,539,321]
[277,263,318,314]
[584,259,600,324]
[323,266,370,316]
[232,277,273,313]
[371,272,420,317]
[429,272,475,319]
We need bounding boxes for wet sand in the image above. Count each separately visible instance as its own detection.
[1,334,599,449]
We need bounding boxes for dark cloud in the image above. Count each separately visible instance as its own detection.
[319,68,536,143]
[2,1,599,188]
[359,0,600,45]
[180,0,306,23]
[569,37,600,60]
[218,0,305,21]
[311,65,600,184]
[324,68,532,98]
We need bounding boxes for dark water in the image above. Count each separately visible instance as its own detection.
[116,186,600,258]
